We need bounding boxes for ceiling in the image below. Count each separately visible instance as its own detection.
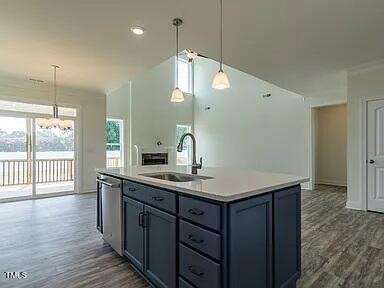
[0,0,383,95]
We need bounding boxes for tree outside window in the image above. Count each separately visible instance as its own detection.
[106,119,123,167]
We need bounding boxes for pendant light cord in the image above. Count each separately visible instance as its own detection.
[54,66,57,105]
[220,0,223,71]
[176,22,179,88]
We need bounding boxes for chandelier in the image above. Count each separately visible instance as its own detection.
[36,65,73,131]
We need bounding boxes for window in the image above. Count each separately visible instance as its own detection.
[176,57,192,94]
[106,119,123,168]
[176,125,192,165]
[0,99,76,117]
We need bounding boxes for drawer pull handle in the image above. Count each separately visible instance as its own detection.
[188,234,204,244]
[188,265,204,276]
[188,208,204,216]
[128,187,137,192]
[152,196,164,202]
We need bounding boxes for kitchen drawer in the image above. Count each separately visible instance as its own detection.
[179,277,195,288]
[123,181,176,213]
[179,196,221,231]
[179,244,220,288]
[179,220,221,260]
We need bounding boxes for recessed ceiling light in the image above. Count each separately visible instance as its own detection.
[131,26,145,35]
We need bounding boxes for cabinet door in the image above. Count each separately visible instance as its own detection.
[144,205,176,288]
[274,186,301,288]
[123,196,144,271]
[229,194,273,288]
[96,180,102,233]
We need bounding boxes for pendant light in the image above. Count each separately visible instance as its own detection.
[170,18,185,103]
[212,0,230,90]
[36,65,73,131]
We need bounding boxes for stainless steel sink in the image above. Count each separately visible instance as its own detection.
[139,172,213,182]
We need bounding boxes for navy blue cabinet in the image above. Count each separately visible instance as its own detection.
[123,195,176,288]
[123,196,144,271]
[96,179,102,233]
[229,194,273,288]
[144,205,176,288]
[274,186,301,288]
[118,178,302,288]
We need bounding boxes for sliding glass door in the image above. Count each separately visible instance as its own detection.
[0,116,32,199]
[0,114,76,201]
[35,120,75,195]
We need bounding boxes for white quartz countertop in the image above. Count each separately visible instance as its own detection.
[96,165,309,202]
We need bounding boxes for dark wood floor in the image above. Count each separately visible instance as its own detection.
[0,185,382,288]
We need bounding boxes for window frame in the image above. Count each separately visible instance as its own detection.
[175,56,193,94]
[176,124,192,166]
[106,118,124,168]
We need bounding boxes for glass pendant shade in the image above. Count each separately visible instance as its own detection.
[36,118,49,128]
[212,0,230,90]
[212,70,230,90]
[170,87,184,102]
[59,119,73,130]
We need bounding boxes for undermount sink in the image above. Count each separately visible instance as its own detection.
[139,172,213,182]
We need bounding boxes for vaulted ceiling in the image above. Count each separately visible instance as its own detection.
[0,0,383,95]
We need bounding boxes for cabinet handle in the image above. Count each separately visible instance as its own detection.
[152,196,164,202]
[138,212,144,227]
[188,265,204,276]
[142,212,149,228]
[128,187,137,192]
[188,208,204,216]
[188,234,204,244]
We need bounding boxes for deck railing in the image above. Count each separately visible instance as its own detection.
[0,159,75,186]
[106,157,121,168]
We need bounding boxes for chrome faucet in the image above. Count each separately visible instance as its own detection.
[177,133,202,174]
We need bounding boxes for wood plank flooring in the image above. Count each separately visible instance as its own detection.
[298,185,384,288]
[0,185,382,288]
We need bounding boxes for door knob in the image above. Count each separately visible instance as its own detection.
[369,160,375,164]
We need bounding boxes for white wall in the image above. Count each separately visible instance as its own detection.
[347,66,384,210]
[314,104,347,186]
[193,58,311,186]
[0,74,106,193]
[107,57,193,164]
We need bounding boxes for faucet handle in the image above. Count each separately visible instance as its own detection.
[199,157,203,168]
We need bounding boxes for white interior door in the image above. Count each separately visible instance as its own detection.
[367,99,384,213]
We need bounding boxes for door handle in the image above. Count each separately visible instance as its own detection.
[138,212,144,227]
[369,160,375,164]
[97,179,120,188]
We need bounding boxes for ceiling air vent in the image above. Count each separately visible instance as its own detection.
[29,78,44,83]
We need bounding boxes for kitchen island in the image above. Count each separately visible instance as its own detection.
[96,165,308,288]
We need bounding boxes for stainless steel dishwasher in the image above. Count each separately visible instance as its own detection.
[97,175,123,256]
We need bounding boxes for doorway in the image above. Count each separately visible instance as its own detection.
[313,104,347,187]
[367,99,384,213]
[0,115,75,201]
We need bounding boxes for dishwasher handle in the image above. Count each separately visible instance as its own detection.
[97,178,120,188]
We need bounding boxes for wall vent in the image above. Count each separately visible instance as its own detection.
[29,78,44,83]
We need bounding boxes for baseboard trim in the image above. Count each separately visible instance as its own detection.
[346,200,363,211]
[81,189,96,194]
[301,182,312,190]
[315,180,347,187]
